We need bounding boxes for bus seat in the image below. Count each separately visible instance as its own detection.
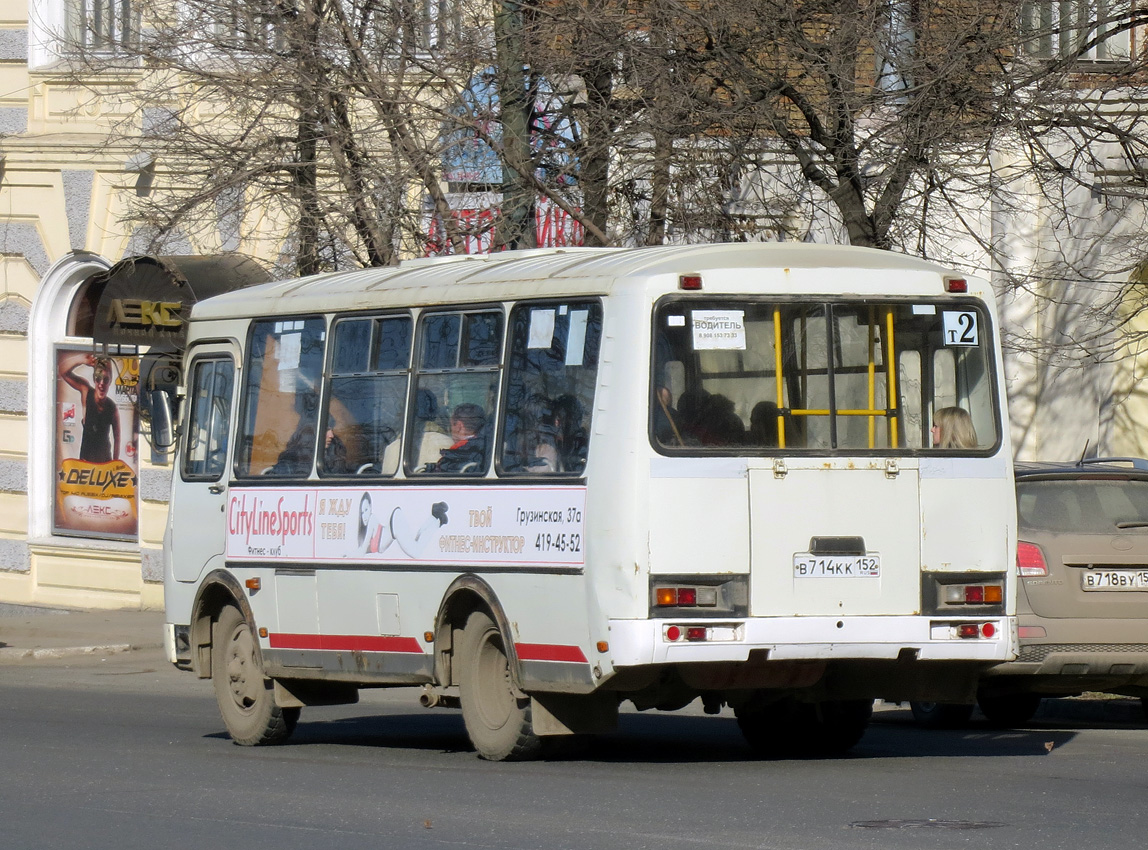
[417,430,453,469]
[380,439,401,475]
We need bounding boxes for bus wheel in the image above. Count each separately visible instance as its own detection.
[976,692,1042,727]
[212,604,299,746]
[909,701,975,729]
[458,610,542,761]
[814,699,873,754]
[736,697,871,757]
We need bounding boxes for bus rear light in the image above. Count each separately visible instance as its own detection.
[945,277,968,293]
[665,625,681,641]
[679,274,703,290]
[685,627,707,641]
[981,622,996,638]
[1017,542,1049,576]
[942,583,1003,605]
[654,586,719,607]
[957,624,980,638]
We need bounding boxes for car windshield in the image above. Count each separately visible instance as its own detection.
[1017,477,1148,533]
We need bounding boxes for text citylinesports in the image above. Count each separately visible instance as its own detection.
[228,494,315,545]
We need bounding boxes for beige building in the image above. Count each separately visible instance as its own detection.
[0,0,278,609]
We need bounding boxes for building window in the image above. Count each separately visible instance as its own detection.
[212,0,288,52]
[1021,1,1132,62]
[66,0,136,51]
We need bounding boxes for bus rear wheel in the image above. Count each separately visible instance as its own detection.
[909,701,975,729]
[458,610,542,761]
[212,604,299,746]
[736,697,872,758]
[976,692,1042,727]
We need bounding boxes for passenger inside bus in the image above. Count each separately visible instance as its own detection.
[750,401,781,447]
[532,395,589,473]
[931,406,977,449]
[654,385,683,445]
[268,422,317,475]
[425,403,487,473]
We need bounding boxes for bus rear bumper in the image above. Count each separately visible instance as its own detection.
[607,616,1016,666]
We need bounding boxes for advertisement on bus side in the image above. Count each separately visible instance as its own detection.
[225,486,586,567]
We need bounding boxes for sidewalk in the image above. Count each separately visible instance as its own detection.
[0,603,165,661]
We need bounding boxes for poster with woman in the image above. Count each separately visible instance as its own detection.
[54,349,140,539]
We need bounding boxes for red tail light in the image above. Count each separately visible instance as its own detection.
[1017,541,1049,577]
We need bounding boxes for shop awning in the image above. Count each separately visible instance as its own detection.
[91,254,272,348]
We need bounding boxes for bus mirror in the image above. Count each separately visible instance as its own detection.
[147,388,178,452]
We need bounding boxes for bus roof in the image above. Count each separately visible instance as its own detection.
[191,242,973,321]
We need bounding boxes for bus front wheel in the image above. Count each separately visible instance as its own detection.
[458,610,542,761]
[212,603,299,746]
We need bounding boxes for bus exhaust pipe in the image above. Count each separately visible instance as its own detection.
[419,685,460,709]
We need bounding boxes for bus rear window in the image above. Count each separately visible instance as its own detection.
[653,299,997,453]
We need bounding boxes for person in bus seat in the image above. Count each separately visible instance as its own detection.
[268,421,318,475]
[425,403,487,473]
[932,406,977,449]
[750,401,781,447]
[654,385,683,445]
[322,416,351,473]
[532,394,588,472]
[681,392,743,446]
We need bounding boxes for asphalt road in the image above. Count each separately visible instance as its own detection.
[3,648,1147,850]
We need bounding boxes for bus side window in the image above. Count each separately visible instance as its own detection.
[236,317,327,478]
[409,309,503,476]
[498,301,602,475]
[321,315,411,477]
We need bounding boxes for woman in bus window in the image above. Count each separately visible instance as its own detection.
[932,406,977,449]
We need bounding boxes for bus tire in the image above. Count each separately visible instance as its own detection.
[976,692,1041,727]
[212,603,299,746]
[909,701,975,729]
[458,609,542,761]
[814,699,873,755]
[736,697,871,757]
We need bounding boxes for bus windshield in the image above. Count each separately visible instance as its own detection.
[652,298,998,453]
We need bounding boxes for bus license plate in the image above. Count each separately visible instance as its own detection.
[793,555,880,578]
[1081,570,1148,591]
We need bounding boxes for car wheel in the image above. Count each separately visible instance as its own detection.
[977,692,1042,727]
[908,701,974,729]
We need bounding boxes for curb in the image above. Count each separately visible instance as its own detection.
[0,643,134,661]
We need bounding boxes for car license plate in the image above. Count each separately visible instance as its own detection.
[1081,570,1148,591]
[794,554,880,578]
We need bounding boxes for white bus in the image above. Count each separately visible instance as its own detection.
[162,243,1017,759]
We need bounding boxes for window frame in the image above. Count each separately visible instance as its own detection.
[318,311,414,479]
[405,304,505,477]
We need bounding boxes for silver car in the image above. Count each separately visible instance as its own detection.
[912,458,1148,727]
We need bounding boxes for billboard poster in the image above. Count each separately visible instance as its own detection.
[225,485,586,568]
[54,349,140,539]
